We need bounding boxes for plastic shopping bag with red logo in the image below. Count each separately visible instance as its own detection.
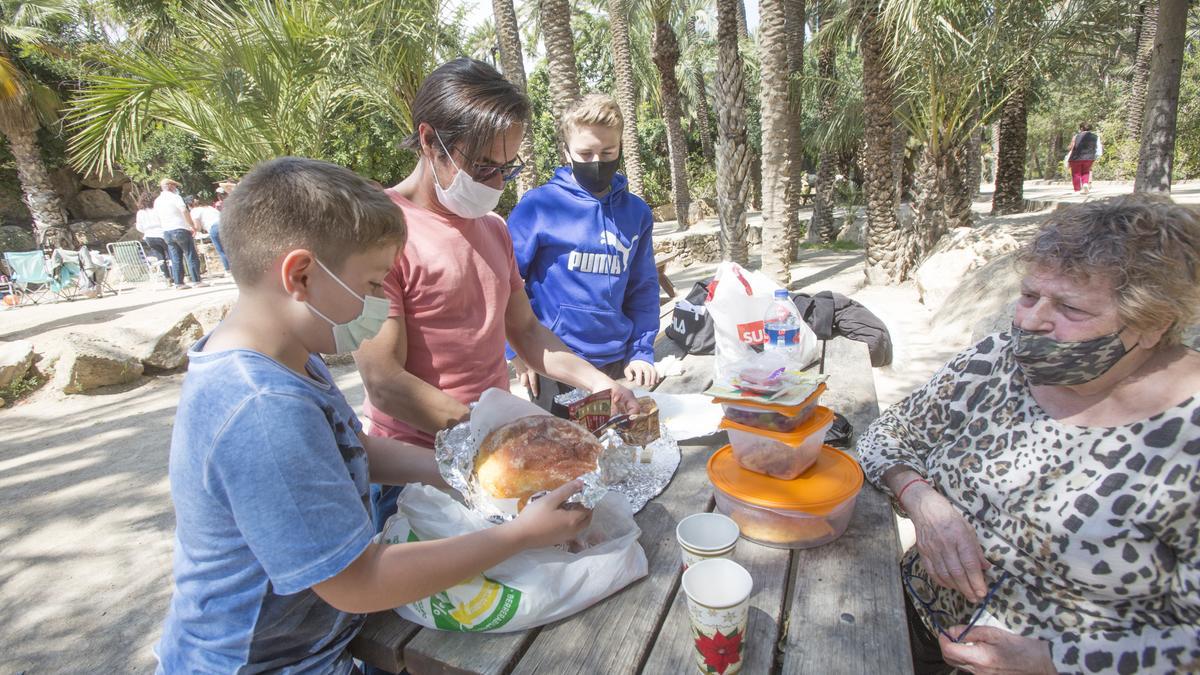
[706,262,818,379]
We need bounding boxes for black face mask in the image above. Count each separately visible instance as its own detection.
[571,156,621,194]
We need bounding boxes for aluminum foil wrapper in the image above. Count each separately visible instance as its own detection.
[435,419,682,523]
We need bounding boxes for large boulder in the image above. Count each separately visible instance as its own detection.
[652,203,677,223]
[193,297,235,334]
[915,225,1022,311]
[117,311,205,371]
[933,251,1023,347]
[76,189,131,219]
[0,339,35,389]
[69,219,132,247]
[81,168,129,190]
[838,212,866,246]
[52,333,144,394]
[0,224,36,255]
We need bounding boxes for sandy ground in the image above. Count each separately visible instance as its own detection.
[2,179,1197,672]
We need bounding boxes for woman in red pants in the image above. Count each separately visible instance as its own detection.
[1066,122,1100,194]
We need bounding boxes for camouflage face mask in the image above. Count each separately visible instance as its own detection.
[1011,325,1128,386]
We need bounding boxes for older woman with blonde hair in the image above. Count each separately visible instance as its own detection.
[860,194,1200,674]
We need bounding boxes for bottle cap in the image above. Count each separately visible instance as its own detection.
[774,289,788,299]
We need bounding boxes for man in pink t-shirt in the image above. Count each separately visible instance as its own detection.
[355,58,639,524]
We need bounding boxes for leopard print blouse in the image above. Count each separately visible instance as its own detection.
[858,331,1200,674]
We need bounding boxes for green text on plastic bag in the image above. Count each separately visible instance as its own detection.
[406,530,523,632]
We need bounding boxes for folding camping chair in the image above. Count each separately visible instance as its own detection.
[2,250,55,305]
[78,245,118,297]
[107,240,169,289]
[48,249,85,301]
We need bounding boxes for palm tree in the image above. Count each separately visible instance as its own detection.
[539,0,581,155]
[714,0,751,264]
[0,1,69,245]
[69,0,440,175]
[607,0,644,196]
[651,0,691,229]
[492,0,538,195]
[1134,0,1187,193]
[990,77,1030,215]
[808,1,838,244]
[784,0,806,250]
[684,14,715,162]
[757,0,793,284]
[1125,1,1158,140]
[859,0,904,284]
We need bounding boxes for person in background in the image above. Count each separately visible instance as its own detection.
[135,192,173,285]
[213,180,237,211]
[1066,122,1101,195]
[353,58,639,527]
[859,195,1200,674]
[505,94,659,410]
[190,195,229,274]
[155,178,206,289]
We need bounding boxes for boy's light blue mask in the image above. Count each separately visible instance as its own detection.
[305,258,390,354]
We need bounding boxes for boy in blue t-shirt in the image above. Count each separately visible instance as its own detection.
[507,94,660,410]
[156,157,592,673]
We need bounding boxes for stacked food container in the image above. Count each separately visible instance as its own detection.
[704,370,864,549]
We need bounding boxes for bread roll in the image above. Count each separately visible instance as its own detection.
[475,415,603,509]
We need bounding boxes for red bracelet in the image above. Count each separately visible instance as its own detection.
[896,477,929,503]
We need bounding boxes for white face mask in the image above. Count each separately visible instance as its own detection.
[430,131,503,219]
[305,258,390,354]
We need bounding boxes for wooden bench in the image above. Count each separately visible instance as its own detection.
[351,338,911,674]
[654,251,680,305]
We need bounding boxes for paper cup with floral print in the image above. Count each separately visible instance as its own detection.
[681,558,752,675]
[677,513,739,570]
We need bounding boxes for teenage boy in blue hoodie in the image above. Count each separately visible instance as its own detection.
[507,94,660,410]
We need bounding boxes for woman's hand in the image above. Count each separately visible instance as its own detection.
[624,360,659,389]
[939,627,1056,674]
[904,481,991,602]
[511,356,538,398]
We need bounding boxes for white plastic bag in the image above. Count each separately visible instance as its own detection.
[706,262,817,379]
[380,484,647,632]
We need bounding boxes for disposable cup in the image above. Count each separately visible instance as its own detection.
[681,558,753,675]
[677,512,740,570]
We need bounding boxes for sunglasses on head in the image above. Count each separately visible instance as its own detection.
[902,556,1012,643]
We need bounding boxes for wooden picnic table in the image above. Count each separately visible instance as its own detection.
[351,337,912,674]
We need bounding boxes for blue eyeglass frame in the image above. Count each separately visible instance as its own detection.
[902,555,1012,643]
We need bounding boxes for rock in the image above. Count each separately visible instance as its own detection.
[0,339,35,389]
[652,203,677,223]
[119,183,139,212]
[915,225,1021,311]
[81,168,129,190]
[0,224,36,255]
[838,212,866,246]
[76,189,131,219]
[68,219,132,247]
[119,311,205,371]
[52,333,143,394]
[50,167,83,203]
[193,298,235,334]
[932,251,1023,346]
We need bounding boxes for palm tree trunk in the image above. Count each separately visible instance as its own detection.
[685,17,716,163]
[736,0,749,40]
[860,3,904,284]
[0,103,67,246]
[715,0,752,265]
[653,20,692,230]
[608,0,644,197]
[492,0,537,195]
[1134,0,1186,193]
[1126,1,1158,140]
[539,0,581,160]
[757,0,792,284]
[809,3,837,244]
[991,77,1030,215]
[784,0,806,254]
[965,124,982,201]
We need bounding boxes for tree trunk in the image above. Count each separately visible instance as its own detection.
[991,78,1030,215]
[783,0,806,254]
[685,17,716,163]
[492,0,537,195]
[808,3,837,244]
[0,103,67,246]
[1134,0,1186,193]
[757,0,792,284]
[965,124,982,201]
[1126,1,1158,140]
[715,0,752,265]
[736,0,749,40]
[608,0,644,197]
[539,0,581,160]
[653,20,692,230]
[860,3,904,285]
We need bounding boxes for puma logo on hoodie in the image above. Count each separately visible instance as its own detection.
[567,231,640,275]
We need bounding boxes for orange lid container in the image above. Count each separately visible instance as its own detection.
[718,405,835,445]
[706,444,864,515]
[713,383,827,415]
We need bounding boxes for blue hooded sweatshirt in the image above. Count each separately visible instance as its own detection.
[506,166,658,367]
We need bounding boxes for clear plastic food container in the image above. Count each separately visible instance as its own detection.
[717,383,827,432]
[707,444,863,549]
[719,406,834,479]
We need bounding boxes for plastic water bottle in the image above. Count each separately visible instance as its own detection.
[763,289,804,353]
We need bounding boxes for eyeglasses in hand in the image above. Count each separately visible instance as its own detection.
[902,555,1012,644]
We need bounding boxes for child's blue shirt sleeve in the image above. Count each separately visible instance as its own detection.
[623,204,660,364]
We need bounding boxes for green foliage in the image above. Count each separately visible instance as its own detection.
[526,65,561,187]
[0,369,44,406]
[120,124,215,197]
[799,239,861,251]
